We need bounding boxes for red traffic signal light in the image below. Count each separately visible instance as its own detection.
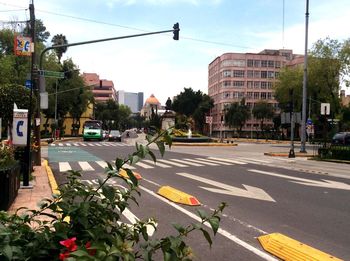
[173,23,180,40]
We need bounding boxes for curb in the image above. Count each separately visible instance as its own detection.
[264,152,314,157]
[43,160,59,195]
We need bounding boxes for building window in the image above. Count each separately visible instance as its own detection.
[261,82,267,89]
[247,70,254,78]
[267,92,272,99]
[268,60,275,68]
[275,71,280,78]
[222,81,231,87]
[247,102,253,108]
[247,81,253,89]
[238,92,245,99]
[267,82,273,89]
[223,70,232,77]
[233,81,245,88]
[223,92,230,99]
[275,61,281,68]
[268,71,274,78]
[254,82,260,89]
[247,92,253,99]
[261,71,267,78]
[233,70,245,78]
[221,59,246,67]
[254,92,260,99]
[254,71,260,78]
[261,60,268,67]
[254,60,261,67]
[247,59,254,67]
[261,92,267,99]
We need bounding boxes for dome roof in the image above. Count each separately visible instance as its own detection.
[145,94,160,105]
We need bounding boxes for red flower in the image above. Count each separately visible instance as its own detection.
[59,251,70,260]
[85,241,96,256]
[60,237,78,252]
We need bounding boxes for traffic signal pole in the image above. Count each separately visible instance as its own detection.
[35,23,180,160]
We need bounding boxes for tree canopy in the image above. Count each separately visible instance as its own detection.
[224,99,250,135]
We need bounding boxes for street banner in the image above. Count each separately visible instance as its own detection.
[14,35,33,56]
[12,109,28,146]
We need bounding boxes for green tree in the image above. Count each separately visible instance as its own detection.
[172,88,213,132]
[224,99,250,137]
[252,101,274,138]
[51,34,68,63]
[23,19,50,43]
[0,84,32,138]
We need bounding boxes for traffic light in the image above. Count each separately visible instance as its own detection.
[173,23,180,40]
[99,80,102,88]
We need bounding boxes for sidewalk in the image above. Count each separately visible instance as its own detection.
[8,160,53,216]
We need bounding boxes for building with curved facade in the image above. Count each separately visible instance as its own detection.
[208,49,303,137]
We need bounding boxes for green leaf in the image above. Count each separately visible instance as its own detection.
[208,217,220,235]
[155,141,165,157]
[172,223,185,234]
[200,228,212,247]
[106,161,113,170]
[69,249,90,257]
[102,184,116,202]
[1,244,12,260]
[196,209,208,220]
[125,169,138,186]
[141,226,148,241]
[148,150,156,163]
[115,158,124,170]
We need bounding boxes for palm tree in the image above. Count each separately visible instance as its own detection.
[51,34,68,63]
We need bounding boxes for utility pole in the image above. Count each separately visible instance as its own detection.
[300,0,309,153]
[23,0,35,186]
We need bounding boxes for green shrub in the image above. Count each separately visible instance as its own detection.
[0,128,225,260]
[0,144,16,170]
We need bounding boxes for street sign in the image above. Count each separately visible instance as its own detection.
[206,116,213,124]
[38,70,65,78]
[25,80,32,89]
[320,103,330,115]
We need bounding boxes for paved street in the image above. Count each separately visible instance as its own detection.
[44,139,350,260]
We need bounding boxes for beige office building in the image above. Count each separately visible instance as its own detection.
[208,49,303,136]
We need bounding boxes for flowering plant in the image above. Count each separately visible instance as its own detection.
[0,128,225,260]
[0,143,16,169]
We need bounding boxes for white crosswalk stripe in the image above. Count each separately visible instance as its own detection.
[171,158,203,167]
[58,143,63,146]
[50,144,55,146]
[78,161,94,171]
[50,142,131,147]
[79,143,87,146]
[196,158,232,165]
[66,143,71,146]
[59,162,71,172]
[95,143,102,146]
[208,157,247,165]
[96,161,108,169]
[135,162,154,169]
[73,143,80,146]
[183,158,219,166]
[142,159,172,168]
[157,159,188,167]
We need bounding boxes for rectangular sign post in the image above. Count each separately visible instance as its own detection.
[12,109,28,146]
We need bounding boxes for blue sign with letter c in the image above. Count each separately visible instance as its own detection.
[16,120,24,137]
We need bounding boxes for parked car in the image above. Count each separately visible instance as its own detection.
[332,132,350,145]
[108,130,122,142]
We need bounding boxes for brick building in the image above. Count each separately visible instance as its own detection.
[82,73,117,102]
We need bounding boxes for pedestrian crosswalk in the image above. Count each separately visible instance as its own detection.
[50,142,132,147]
[53,156,292,173]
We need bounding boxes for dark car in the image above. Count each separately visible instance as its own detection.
[108,130,122,142]
[332,132,350,145]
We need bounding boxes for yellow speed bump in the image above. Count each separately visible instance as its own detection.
[158,186,200,206]
[258,233,343,261]
[119,169,142,180]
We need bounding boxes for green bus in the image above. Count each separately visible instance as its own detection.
[82,120,103,141]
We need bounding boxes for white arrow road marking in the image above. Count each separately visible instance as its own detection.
[248,169,350,190]
[177,172,275,202]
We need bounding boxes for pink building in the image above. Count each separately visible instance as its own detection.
[82,73,117,102]
[208,49,303,136]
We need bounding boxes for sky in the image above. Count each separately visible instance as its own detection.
[1,0,349,105]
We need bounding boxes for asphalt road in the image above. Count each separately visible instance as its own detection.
[45,139,350,260]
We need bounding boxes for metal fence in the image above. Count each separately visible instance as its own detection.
[0,164,21,211]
